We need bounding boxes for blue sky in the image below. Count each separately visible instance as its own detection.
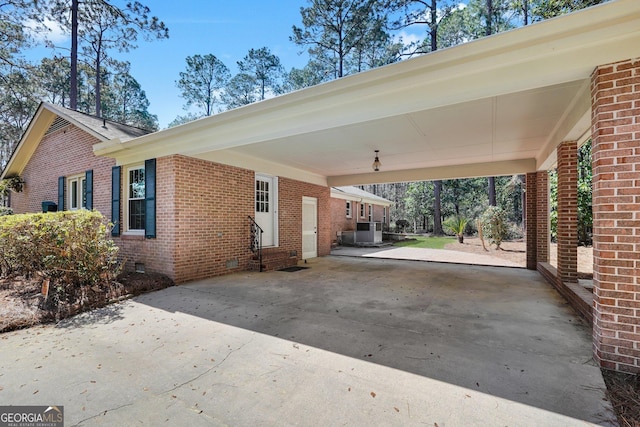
[129,1,311,128]
[28,1,429,129]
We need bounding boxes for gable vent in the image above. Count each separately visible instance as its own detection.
[45,117,71,135]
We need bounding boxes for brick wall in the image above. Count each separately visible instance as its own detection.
[526,173,538,270]
[157,156,332,283]
[280,177,331,259]
[330,198,389,243]
[556,141,578,284]
[330,198,355,243]
[171,155,254,283]
[591,58,640,373]
[112,156,176,279]
[10,124,114,215]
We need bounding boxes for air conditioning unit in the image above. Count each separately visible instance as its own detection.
[356,222,383,243]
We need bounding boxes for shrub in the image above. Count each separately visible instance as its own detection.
[0,210,121,307]
[395,219,410,232]
[505,223,524,240]
[481,206,508,249]
[0,207,13,216]
[443,216,468,243]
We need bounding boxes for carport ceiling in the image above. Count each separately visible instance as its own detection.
[225,80,588,178]
[95,0,640,187]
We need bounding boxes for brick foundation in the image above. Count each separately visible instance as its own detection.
[591,58,640,373]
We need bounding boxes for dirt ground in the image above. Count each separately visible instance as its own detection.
[0,272,173,333]
[444,237,593,278]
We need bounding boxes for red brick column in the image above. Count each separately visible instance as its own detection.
[556,141,578,284]
[526,173,538,270]
[591,58,640,373]
[536,172,549,264]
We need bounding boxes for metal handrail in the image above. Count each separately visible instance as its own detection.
[248,216,263,272]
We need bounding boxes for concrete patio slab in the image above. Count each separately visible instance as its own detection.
[332,245,523,267]
[0,256,614,426]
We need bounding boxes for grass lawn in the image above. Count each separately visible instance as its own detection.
[393,236,455,250]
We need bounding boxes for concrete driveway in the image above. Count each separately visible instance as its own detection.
[0,256,614,426]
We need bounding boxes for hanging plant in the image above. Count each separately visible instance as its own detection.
[0,176,25,196]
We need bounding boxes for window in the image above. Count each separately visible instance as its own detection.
[346,201,352,218]
[360,203,365,218]
[368,204,372,221]
[67,175,86,210]
[256,179,269,213]
[383,207,387,224]
[127,165,145,231]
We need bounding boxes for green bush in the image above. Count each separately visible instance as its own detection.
[505,223,524,240]
[481,206,508,249]
[443,216,468,243]
[0,210,120,306]
[0,207,13,216]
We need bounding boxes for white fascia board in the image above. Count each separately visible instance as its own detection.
[330,190,393,207]
[1,105,55,178]
[195,150,328,187]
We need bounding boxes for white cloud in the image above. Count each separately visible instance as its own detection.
[393,30,423,49]
[24,18,69,45]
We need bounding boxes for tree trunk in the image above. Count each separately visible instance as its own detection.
[430,0,438,51]
[70,0,78,110]
[486,0,493,36]
[488,177,496,206]
[520,175,526,228]
[95,52,101,117]
[433,180,443,235]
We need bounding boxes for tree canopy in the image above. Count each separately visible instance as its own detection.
[176,54,230,117]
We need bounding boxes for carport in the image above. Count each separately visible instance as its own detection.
[94,0,640,374]
[0,257,615,425]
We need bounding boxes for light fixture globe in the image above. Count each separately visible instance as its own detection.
[372,150,381,172]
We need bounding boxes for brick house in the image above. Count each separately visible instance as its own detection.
[2,103,332,283]
[2,0,640,373]
[330,186,392,245]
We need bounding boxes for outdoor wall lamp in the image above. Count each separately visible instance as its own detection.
[372,150,381,172]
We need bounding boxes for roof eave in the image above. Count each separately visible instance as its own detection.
[1,104,55,179]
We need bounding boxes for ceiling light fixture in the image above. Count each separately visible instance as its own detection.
[372,150,381,172]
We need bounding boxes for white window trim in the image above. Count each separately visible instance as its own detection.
[383,207,387,224]
[346,201,352,218]
[368,204,373,222]
[124,164,145,235]
[67,174,86,211]
[360,203,365,218]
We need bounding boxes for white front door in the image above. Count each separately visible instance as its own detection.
[255,174,278,247]
[302,196,318,259]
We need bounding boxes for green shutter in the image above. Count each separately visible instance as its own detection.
[111,166,121,236]
[58,176,65,211]
[144,158,156,239]
[85,169,93,210]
